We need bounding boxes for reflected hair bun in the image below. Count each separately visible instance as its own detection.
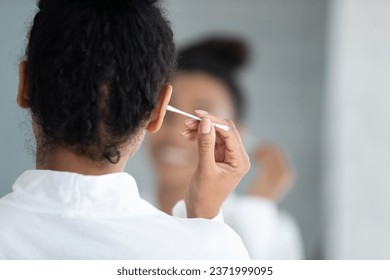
[178,37,249,76]
[200,38,248,71]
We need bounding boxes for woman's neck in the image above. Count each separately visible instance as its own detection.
[36,147,127,175]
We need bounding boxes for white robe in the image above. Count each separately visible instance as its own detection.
[223,193,304,259]
[149,192,304,259]
[0,170,249,260]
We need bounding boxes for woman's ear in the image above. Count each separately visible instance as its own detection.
[17,61,31,109]
[146,84,173,133]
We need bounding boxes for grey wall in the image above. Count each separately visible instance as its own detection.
[0,0,35,197]
[324,0,390,259]
[0,0,327,259]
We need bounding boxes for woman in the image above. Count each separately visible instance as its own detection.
[0,0,250,259]
[148,37,304,259]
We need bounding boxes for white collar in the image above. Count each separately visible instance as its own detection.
[1,170,159,218]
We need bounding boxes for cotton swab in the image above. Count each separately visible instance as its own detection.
[166,105,229,131]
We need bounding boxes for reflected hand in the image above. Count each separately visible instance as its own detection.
[247,144,294,202]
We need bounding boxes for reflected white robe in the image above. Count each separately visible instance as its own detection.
[149,192,304,259]
[223,193,304,259]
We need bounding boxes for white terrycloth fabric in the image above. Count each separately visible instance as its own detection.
[223,193,304,259]
[0,170,249,260]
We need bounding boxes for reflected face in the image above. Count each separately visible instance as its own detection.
[147,72,236,186]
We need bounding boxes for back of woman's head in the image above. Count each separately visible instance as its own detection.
[177,37,249,121]
[26,0,175,163]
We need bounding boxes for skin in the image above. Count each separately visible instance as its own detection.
[148,72,237,213]
[148,72,294,214]
[17,61,250,219]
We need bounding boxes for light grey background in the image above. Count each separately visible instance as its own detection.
[0,0,327,259]
[324,0,390,259]
[0,1,36,195]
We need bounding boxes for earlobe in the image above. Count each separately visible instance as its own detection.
[17,61,31,109]
[146,84,173,133]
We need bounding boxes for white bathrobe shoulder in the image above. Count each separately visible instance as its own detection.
[0,170,249,260]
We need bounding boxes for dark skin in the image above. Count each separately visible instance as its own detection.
[148,72,294,214]
[17,61,250,219]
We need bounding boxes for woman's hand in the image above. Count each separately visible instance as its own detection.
[181,110,250,219]
[247,144,294,202]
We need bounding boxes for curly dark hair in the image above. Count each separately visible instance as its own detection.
[26,0,175,163]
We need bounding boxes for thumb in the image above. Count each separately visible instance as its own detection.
[197,118,216,168]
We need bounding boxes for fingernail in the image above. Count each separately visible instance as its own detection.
[184,119,197,126]
[195,110,208,115]
[200,119,212,134]
[180,129,190,136]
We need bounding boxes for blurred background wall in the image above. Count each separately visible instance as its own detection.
[324,0,390,259]
[0,1,35,196]
[1,0,389,260]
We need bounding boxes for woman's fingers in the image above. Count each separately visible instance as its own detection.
[184,119,199,130]
[182,111,250,175]
[181,129,198,141]
[195,111,249,170]
[191,112,246,145]
[247,144,294,201]
[194,110,243,147]
[195,118,216,169]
